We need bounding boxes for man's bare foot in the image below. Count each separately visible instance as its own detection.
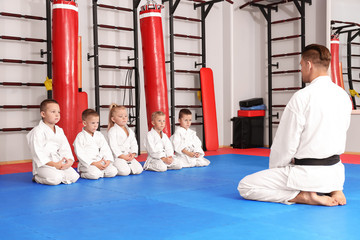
[330,191,346,205]
[289,191,339,206]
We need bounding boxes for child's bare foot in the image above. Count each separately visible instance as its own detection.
[330,191,346,205]
[289,191,339,206]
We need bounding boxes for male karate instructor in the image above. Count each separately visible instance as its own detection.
[238,44,352,206]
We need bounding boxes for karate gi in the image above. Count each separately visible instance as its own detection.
[143,128,182,172]
[170,127,210,167]
[26,120,79,185]
[238,76,352,204]
[73,129,118,179]
[108,123,143,175]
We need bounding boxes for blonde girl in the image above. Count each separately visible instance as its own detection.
[107,104,143,175]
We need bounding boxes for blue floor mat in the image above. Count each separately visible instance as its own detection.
[1,154,360,240]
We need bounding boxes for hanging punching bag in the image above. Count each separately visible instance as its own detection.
[52,0,79,148]
[139,1,171,136]
[330,36,343,87]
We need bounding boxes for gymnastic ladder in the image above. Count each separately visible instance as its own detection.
[240,0,312,146]
[331,20,360,110]
[163,0,233,149]
[0,0,52,133]
[88,0,141,151]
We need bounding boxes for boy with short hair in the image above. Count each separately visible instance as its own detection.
[171,109,210,167]
[73,109,118,179]
[143,111,182,172]
[26,99,80,185]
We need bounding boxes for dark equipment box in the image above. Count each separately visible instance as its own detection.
[231,117,264,149]
[239,98,263,108]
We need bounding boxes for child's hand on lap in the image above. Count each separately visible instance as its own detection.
[92,159,106,170]
[161,156,173,165]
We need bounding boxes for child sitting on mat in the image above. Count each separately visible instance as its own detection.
[143,111,182,172]
[107,104,143,175]
[73,109,118,179]
[26,99,79,185]
[171,109,210,168]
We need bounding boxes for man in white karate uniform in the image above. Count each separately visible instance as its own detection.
[27,99,80,185]
[238,44,352,206]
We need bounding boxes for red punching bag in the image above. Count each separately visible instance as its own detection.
[52,0,79,148]
[139,2,171,136]
[330,36,343,87]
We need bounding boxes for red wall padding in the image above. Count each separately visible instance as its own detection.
[200,68,219,151]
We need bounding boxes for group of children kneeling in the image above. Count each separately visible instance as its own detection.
[26,99,210,185]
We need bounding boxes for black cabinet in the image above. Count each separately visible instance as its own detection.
[232,117,264,148]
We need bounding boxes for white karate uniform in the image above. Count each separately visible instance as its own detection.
[26,120,80,185]
[170,126,210,167]
[108,123,143,175]
[143,128,182,172]
[238,76,352,204]
[73,129,118,179]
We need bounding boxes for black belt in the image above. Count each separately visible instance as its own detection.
[294,155,340,166]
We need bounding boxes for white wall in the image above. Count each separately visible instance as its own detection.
[0,0,358,162]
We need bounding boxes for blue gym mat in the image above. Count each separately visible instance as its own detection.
[1,154,360,240]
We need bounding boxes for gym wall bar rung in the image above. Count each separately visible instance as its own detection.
[99,85,135,89]
[98,44,134,51]
[0,127,33,132]
[271,34,302,41]
[0,105,39,109]
[100,124,135,129]
[0,35,46,43]
[174,51,202,57]
[0,59,47,65]
[174,87,201,91]
[272,17,301,24]
[272,87,301,91]
[272,52,301,58]
[272,69,301,74]
[98,64,134,70]
[174,69,200,74]
[173,33,202,40]
[175,105,202,109]
[100,105,135,109]
[97,4,132,12]
[0,12,46,21]
[98,24,133,32]
[0,82,44,87]
[175,122,203,126]
[173,16,201,22]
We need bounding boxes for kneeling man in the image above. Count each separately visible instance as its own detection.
[238,44,352,206]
